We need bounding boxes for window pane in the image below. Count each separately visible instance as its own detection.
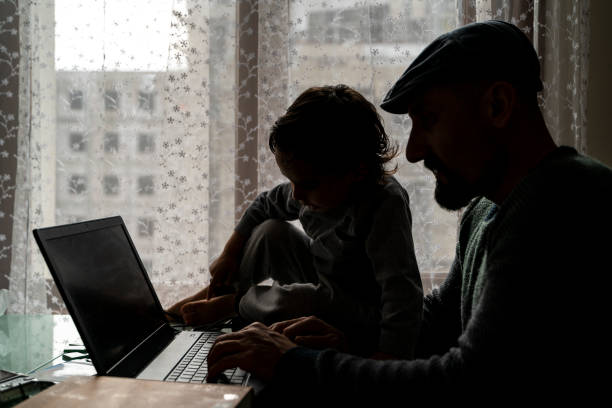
[103,175,120,195]
[137,217,155,237]
[137,175,154,195]
[69,132,86,152]
[138,133,155,153]
[104,132,119,153]
[68,175,87,194]
[69,90,83,110]
[138,91,154,112]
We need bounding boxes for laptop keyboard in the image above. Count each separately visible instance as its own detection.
[164,332,246,385]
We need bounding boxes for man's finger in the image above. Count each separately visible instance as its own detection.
[208,323,267,360]
[269,316,308,333]
[208,338,246,363]
[282,316,332,339]
[207,351,248,381]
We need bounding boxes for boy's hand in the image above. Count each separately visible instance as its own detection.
[207,322,297,381]
[269,315,347,352]
[207,255,239,299]
[207,231,247,299]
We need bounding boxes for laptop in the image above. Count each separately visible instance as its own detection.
[33,216,250,386]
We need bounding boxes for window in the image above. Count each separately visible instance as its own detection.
[138,91,155,112]
[7,0,466,315]
[104,89,119,111]
[69,90,83,110]
[69,132,86,152]
[137,217,155,237]
[138,133,155,153]
[103,132,119,153]
[138,175,154,195]
[103,175,120,195]
[68,175,87,194]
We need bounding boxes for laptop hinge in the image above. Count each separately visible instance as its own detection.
[106,323,176,378]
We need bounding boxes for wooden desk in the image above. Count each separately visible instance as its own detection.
[16,375,252,408]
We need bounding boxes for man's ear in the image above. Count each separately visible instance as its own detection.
[483,81,517,128]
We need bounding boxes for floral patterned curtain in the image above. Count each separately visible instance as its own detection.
[0,0,589,315]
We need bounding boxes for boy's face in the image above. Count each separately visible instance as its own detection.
[275,151,359,212]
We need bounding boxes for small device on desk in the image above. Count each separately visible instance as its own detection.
[0,370,55,407]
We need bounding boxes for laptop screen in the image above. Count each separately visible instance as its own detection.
[38,219,165,375]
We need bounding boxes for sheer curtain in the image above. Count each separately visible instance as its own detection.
[465,0,591,151]
[0,0,589,315]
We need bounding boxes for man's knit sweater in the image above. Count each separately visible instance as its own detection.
[267,146,612,405]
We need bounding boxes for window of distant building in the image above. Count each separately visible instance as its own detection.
[138,175,154,195]
[137,217,155,237]
[142,258,153,273]
[68,175,87,194]
[103,174,120,195]
[104,89,119,111]
[69,90,83,110]
[69,132,87,152]
[104,132,119,153]
[138,91,155,113]
[307,4,389,44]
[138,133,155,153]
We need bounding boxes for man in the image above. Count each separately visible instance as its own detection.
[206,20,612,405]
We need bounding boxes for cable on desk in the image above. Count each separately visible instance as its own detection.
[26,353,65,375]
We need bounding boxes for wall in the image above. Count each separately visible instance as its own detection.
[586,0,612,167]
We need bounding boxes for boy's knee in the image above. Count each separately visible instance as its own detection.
[246,219,306,256]
[238,283,327,325]
[251,219,294,243]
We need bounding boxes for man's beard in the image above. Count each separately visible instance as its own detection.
[425,155,478,211]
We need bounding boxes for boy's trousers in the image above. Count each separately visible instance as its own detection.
[236,219,331,324]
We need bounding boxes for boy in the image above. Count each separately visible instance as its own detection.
[168,85,422,358]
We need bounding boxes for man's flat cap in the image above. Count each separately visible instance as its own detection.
[380,20,543,114]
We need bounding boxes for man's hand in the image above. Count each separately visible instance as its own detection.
[207,322,297,381]
[269,315,347,352]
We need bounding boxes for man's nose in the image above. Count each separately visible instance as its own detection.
[405,126,427,163]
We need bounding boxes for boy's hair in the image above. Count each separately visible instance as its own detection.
[269,84,398,183]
